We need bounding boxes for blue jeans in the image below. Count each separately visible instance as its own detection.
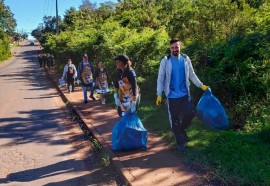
[83,86,94,101]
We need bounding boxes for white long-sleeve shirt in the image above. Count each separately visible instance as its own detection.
[157,54,203,97]
[61,64,77,79]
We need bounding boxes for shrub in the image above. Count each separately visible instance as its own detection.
[0,28,11,61]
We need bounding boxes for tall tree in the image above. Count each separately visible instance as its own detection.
[79,0,97,12]
[96,1,116,21]
[114,0,161,29]
[63,7,78,27]
[0,0,17,35]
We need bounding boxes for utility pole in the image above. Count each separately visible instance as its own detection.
[56,0,59,35]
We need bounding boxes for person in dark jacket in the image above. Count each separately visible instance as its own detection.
[38,54,43,68]
[113,54,140,117]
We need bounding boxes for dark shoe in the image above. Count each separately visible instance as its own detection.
[84,100,88,103]
[90,96,96,101]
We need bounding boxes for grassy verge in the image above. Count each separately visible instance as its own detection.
[137,97,270,185]
[0,43,18,64]
[74,77,269,185]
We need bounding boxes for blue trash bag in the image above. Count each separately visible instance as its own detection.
[196,88,229,130]
[112,110,147,151]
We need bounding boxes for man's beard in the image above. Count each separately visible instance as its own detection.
[172,51,180,57]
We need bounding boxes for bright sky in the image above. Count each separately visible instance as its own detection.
[5,0,116,39]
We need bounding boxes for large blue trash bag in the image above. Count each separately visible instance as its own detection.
[112,110,147,151]
[196,88,229,130]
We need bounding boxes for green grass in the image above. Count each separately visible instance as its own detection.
[0,44,17,64]
[137,98,270,185]
[105,91,270,185]
[101,153,111,166]
[54,64,269,184]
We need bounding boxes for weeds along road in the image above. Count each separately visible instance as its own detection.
[0,41,123,186]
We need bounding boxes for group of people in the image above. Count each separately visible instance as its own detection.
[59,53,140,117]
[38,53,55,68]
[59,53,113,104]
[59,38,209,151]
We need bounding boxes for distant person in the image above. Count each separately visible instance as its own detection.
[156,38,208,151]
[95,61,111,104]
[113,54,140,117]
[77,53,96,103]
[60,59,77,92]
[38,54,43,68]
[43,54,48,68]
[48,54,55,68]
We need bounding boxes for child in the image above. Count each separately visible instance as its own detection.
[60,59,77,92]
[95,61,111,104]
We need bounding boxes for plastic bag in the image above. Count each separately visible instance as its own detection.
[59,78,66,87]
[112,110,147,151]
[196,88,229,130]
[96,88,110,94]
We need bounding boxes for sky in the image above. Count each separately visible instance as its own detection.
[5,0,116,39]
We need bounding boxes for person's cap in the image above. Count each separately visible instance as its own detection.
[82,53,88,58]
[114,54,129,64]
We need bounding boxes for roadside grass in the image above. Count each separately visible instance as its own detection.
[0,43,18,64]
[63,70,269,185]
[10,43,19,48]
[101,153,111,166]
[137,98,270,185]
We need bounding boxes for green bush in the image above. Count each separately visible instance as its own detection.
[200,31,270,129]
[0,28,11,61]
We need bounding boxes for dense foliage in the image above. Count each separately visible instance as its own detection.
[34,0,269,130]
[0,0,16,35]
[0,27,10,61]
[0,0,17,61]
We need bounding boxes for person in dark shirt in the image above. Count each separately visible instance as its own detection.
[38,54,43,68]
[113,54,140,117]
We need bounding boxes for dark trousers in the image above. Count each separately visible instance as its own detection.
[67,76,74,92]
[168,95,195,145]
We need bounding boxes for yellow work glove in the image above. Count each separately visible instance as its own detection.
[156,96,162,106]
[201,85,209,91]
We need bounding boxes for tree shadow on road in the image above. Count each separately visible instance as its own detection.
[0,158,122,185]
[0,109,70,146]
